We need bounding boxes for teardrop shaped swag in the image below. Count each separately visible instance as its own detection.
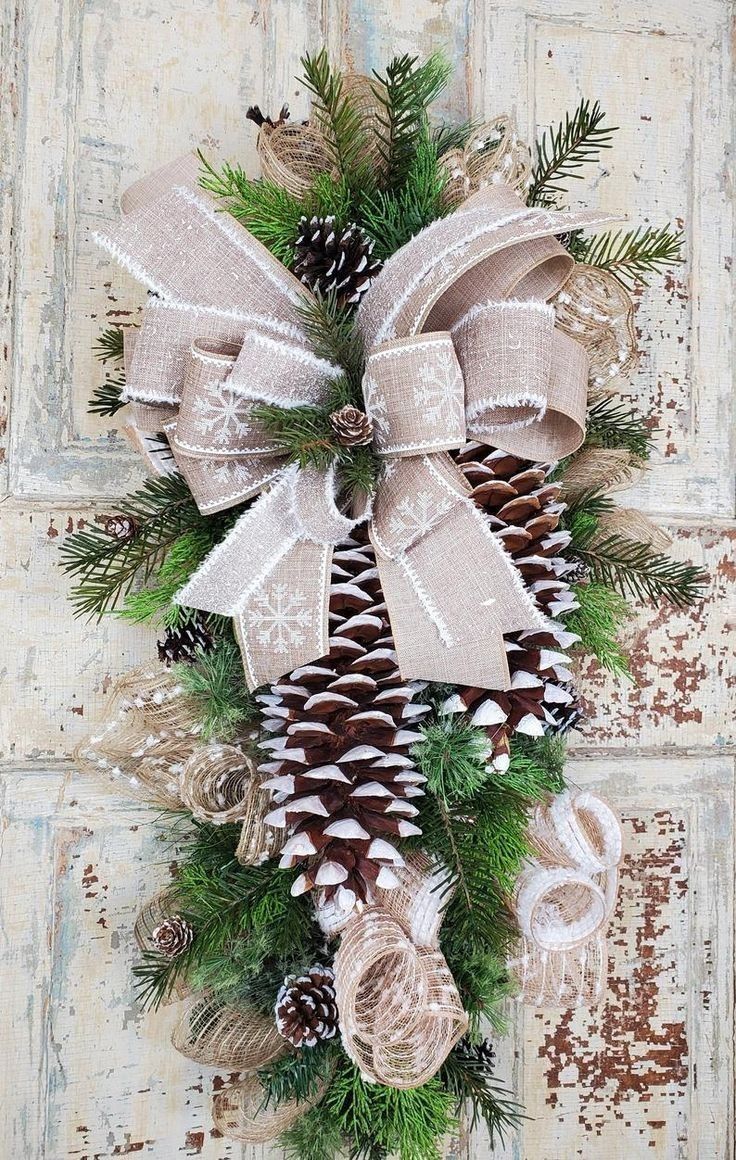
[95,152,617,695]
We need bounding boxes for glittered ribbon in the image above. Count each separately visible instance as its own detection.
[97,154,617,691]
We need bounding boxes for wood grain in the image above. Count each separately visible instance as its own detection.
[1,1,733,1156]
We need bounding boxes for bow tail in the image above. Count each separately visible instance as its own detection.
[174,467,335,690]
[369,455,548,690]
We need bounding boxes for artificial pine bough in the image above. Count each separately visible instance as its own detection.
[64,49,705,1159]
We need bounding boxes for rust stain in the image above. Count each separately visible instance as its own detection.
[183,1129,205,1153]
[47,519,59,539]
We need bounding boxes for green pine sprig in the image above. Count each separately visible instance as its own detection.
[440,1047,525,1146]
[59,473,217,619]
[199,153,304,264]
[300,50,376,196]
[88,326,128,416]
[585,396,655,459]
[566,580,632,677]
[174,635,258,742]
[361,134,451,260]
[570,223,684,290]
[259,1040,339,1109]
[372,52,452,190]
[576,531,707,608]
[528,98,617,206]
[94,326,125,363]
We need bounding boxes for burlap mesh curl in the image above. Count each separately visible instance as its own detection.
[511,790,622,1006]
[442,116,532,208]
[73,665,201,808]
[212,1072,326,1143]
[334,907,468,1088]
[172,993,287,1069]
[180,742,259,824]
[554,264,638,395]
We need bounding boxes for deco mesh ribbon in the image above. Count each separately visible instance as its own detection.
[95,152,618,695]
[510,789,623,1006]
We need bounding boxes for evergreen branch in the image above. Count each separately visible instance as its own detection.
[566,581,632,677]
[259,1040,339,1108]
[280,1105,346,1160]
[59,473,213,619]
[574,224,684,290]
[440,1050,525,1146]
[175,635,259,742]
[93,326,125,363]
[586,396,655,459]
[562,487,616,551]
[199,153,304,264]
[414,716,493,803]
[88,373,127,417]
[294,292,365,391]
[324,1059,457,1160]
[300,50,375,194]
[431,118,478,157]
[361,134,451,260]
[372,53,452,189]
[528,98,617,206]
[577,531,707,608]
[118,528,214,628]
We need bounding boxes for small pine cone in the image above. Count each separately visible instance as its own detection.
[565,556,591,585]
[445,446,584,769]
[294,216,382,307]
[151,915,194,958]
[105,514,139,541]
[157,617,214,666]
[275,965,338,1048]
[329,405,373,447]
[457,1035,496,1071]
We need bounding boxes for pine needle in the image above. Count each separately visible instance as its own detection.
[567,581,632,677]
[528,98,617,206]
[372,52,453,189]
[174,635,258,741]
[88,373,127,417]
[577,531,707,608]
[586,396,655,459]
[300,50,376,196]
[571,223,684,290]
[58,473,216,619]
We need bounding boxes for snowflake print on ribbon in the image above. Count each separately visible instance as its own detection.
[412,346,464,432]
[361,372,390,441]
[193,382,252,447]
[250,583,313,654]
[388,490,453,544]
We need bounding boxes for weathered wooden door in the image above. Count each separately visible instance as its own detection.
[2,1,733,1156]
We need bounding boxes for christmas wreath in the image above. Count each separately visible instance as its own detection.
[64,51,704,1159]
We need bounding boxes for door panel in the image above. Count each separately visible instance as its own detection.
[1,1,733,1156]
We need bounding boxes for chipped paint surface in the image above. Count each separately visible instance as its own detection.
[0,1,733,1157]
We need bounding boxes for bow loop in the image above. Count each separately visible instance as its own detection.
[363,334,466,458]
[98,155,621,693]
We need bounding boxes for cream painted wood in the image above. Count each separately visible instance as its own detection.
[1,0,733,1156]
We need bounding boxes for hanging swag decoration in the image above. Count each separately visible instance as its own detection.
[66,50,703,1159]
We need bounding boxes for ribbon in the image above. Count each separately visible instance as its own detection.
[97,153,618,692]
[509,789,622,1007]
[332,852,467,1088]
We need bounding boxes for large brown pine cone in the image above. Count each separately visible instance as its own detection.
[258,533,429,915]
[293,216,382,307]
[445,445,582,769]
[275,964,338,1048]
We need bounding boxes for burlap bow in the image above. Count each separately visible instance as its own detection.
[97,153,617,692]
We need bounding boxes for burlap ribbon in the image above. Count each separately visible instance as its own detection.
[96,153,618,692]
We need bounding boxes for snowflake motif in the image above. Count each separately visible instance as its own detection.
[212,460,251,489]
[388,490,453,543]
[250,584,312,654]
[361,372,390,439]
[193,382,252,446]
[412,346,464,430]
